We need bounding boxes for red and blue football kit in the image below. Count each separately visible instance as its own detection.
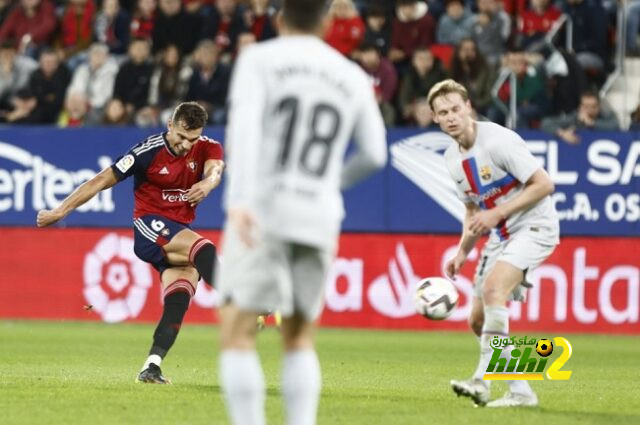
[111,132,223,272]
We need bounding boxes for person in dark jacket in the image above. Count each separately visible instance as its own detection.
[398,47,447,123]
[185,39,231,125]
[28,48,72,123]
[152,0,203,55]
[113,38,154,115]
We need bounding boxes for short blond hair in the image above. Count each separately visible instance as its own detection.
[426,79,469,111]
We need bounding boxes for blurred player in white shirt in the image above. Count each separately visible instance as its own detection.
[219,1,388,424]
[428,79,559,408]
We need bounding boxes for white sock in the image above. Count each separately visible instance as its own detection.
[472,306,509,381]
[502,344,534,395]
[220,350,265,425]
[472,335,490,388]
[141,354,162,372]
[282,349,321,425]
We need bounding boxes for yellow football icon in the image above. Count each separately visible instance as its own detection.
[536,339,554,357]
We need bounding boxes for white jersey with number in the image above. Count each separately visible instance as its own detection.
[444,121,559,243]
[225,35,387,249]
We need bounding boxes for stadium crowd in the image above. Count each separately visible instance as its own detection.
[0,0,632,134]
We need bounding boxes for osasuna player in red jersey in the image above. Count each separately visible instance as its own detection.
[37,102,224,384]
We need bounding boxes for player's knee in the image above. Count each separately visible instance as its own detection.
[482,281,505,306]
[189,238,216,286]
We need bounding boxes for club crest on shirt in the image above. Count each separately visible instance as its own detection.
[480,165,492,181]
[188,161,197,172]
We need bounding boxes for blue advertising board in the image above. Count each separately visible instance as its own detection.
[0,127,638,236]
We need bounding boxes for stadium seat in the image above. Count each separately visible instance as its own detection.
[430,44,455,70]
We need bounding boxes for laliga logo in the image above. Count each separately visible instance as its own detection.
[83,233,153,323]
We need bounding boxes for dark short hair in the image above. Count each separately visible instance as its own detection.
[172,102,208,130]
[282,0,328,32]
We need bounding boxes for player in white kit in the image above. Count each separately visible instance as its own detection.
[428,79,559,407]
[218,1,388,424]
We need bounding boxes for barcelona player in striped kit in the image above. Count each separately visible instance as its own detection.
[37,102,224,384]
[428,80,559,407]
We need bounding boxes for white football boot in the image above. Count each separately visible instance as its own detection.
[486,391,539,408]
[450,378,490,406]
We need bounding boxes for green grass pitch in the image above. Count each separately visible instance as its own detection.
[1,321,639,424]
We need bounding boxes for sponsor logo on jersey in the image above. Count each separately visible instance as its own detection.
[159,166,169,175]
[115,154,135,173]
[480,165,492,181]
[161,189,189,203]
[465,186,502,203]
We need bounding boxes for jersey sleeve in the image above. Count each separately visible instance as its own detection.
[110,147,144,181]
[490,131,540,184]
[224,47,265,210]
[200,136,224,161]
[340,71,388,189]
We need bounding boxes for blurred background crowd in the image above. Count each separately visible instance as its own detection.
[0,0,638,141]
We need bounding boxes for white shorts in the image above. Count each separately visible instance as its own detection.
[473,226,558,301]
[218,224,334,321]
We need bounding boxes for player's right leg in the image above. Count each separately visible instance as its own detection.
[138,265,199,384]
[451,296,490,405]
[280,314,321,425]
[218,303,266,425]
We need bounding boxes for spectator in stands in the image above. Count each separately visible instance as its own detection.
[94,0,131,55]
[58,91,89,127]
[142,44,192,125]
[0,40,38,110]
[114,38,154,118]
[185,39,230,125]
[243,0,277,42]
[202,0,247,60]
[102,98,131,125]
[59,0,96,62]
[545,46,588,115]
[516,0,562,51]
[626,0,640,56]
[325,0,366,57]
[398,47,447,123]
[412,97,436,127]
[563,0,608,74]
[436,0,474,46]
[0,0,57,58]
[362,5,392,57]
[450,38,495,115]
[541,91,619,144]
[472,0,511,66]
[67,43,119,125]
[0,88,42,123]
[357,42,398,126]
[153,0,203,55]
[0,0,12,29]
[389,0,436,67]
[488,48,549,128]
[130,0,157,41]
[28,48,72,124]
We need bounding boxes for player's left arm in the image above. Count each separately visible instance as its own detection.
[186,158,225,207]
[469,168,554,234]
